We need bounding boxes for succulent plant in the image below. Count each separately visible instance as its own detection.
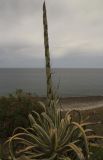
[7,99,103,160]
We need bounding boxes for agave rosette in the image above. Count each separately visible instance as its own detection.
[7,99,103,160]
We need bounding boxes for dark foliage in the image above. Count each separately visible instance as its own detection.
[0,90,44,138]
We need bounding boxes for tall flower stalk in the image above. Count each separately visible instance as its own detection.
[43,1,54,101]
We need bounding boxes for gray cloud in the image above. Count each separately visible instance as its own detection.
[0,0,103,67]
[51,49,103,68]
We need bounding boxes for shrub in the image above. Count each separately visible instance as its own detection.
[0,90,45,138]
[7,98,103,160]
[89,147,103,160]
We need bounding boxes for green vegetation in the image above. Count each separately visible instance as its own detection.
[81,107,103,135]
[7,99,103,160]
[90,147,103,160]
[0,90,44,138]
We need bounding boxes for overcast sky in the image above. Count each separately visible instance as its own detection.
[0,0,103,68]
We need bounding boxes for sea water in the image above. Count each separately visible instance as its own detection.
[0,68,103,97]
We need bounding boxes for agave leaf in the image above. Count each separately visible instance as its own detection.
[81,122,98,127]
[32,111,43,125]
[56,110,61,127]
[29,114,36,126]
[87,135,103,139]
[84,129,96,136]
[58,118,69,140]
[89,143,103,148]
[41,112,54,128]
[50,128,57,151]
[58,125,74,147]
[16,146,35,154]
[11,137,36,146]
[68,143,85,160]
[12,127,32,135]
[58,123,78,148]
[65,113,71,124]
[72,122,89,160]
[28,152,46,159]
[78,129,95,139]
[38,101,46,112]
[32,123,51,145]
[11,132,49,149]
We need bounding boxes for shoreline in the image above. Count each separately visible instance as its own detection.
[1,95,103,111]
[59,96,103,111]
[28,95,103,111]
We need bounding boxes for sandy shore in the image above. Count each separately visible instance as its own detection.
[59,96,103,111]
[34,96,103,111]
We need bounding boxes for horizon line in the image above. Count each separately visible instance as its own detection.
[0,67,103,69]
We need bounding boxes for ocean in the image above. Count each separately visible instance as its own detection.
[0,68,103,97]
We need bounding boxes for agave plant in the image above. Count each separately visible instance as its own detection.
[7,1,103,160]
[7,99,103,160]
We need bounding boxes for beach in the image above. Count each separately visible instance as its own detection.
[59,96,103,135]
[60,96,103,111]
[33,96,103,111]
